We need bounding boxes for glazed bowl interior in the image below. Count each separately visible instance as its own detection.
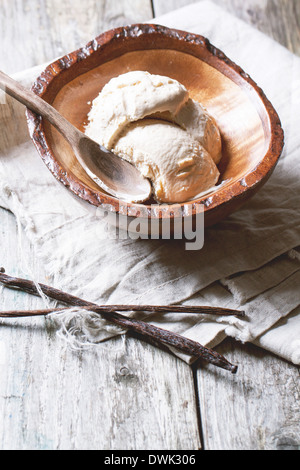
[27,25,284,226]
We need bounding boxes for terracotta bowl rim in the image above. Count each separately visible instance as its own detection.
[26,23,284,220]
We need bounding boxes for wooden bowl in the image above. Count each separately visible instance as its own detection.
[26,24,284,230]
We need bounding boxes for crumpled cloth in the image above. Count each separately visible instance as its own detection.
[0,0,299,364]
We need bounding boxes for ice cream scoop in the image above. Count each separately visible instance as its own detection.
[85,71,222,203]
[113,119,219,203]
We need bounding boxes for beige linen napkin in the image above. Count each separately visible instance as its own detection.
[0,1,299,364]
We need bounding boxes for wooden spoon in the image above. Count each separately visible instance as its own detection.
[0,70,152,203]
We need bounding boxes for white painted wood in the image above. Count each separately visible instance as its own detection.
[0,0,154,74]
[153,0,300,54]
[197,340,300,450]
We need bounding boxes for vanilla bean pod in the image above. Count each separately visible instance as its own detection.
[0,271,238,373]
[0,305,245,317]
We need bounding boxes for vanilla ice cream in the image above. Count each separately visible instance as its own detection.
[85,71,222,203]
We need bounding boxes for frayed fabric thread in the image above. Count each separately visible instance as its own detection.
[48,308,128,351]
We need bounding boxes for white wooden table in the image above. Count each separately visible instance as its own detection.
[0,0,299,451]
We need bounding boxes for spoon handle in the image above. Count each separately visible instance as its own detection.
[0,70,79,143]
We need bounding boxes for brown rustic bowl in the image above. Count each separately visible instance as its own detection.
[26,24,284,231]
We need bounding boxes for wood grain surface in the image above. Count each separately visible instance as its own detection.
[0,0,299,451]
[153,0,300,55]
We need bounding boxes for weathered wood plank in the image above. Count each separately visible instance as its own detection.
[153,0,300,55]
[0,0,154,74]
[196,340,300,450]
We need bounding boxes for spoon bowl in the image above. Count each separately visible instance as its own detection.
[0,70,152,203]
[76,135,152,202]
